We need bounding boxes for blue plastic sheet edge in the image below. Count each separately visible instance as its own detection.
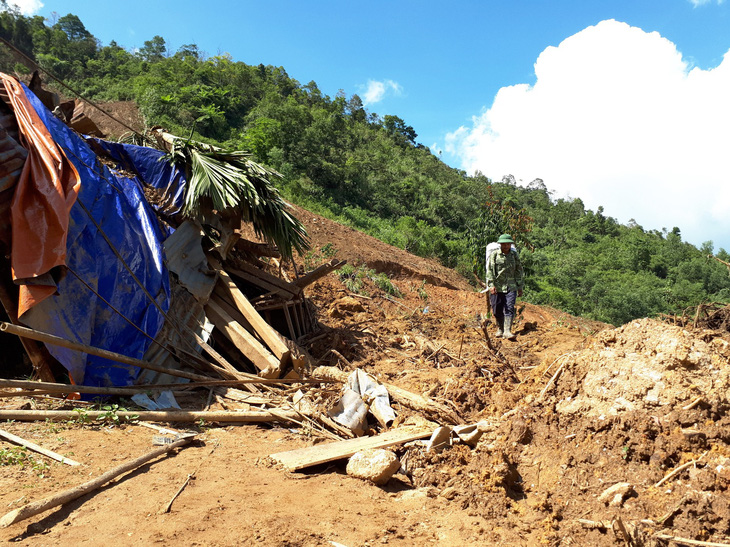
[19,85,175,387]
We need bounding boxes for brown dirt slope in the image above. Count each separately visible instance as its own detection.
[1,104,729,545]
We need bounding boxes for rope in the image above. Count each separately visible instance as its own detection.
[0,35,148,141]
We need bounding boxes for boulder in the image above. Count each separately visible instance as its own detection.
[346,449,400,485]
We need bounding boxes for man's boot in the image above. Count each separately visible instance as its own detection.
[495,318,504,337]
[503,316,516,340]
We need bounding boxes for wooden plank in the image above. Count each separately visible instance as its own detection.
[270,425,434,471]
[293,259,347,289]
[227,262,300,297]
[282,303,297,340]
[211,290,255,332]
[227,266,295,299]
[205,299,281,378]
[0,428,80,466]
[212,268,291,363]
[291,302,303,339]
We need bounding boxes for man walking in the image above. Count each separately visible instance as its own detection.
[486,233,524,340]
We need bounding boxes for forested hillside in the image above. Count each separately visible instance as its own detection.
[1,5,729,325]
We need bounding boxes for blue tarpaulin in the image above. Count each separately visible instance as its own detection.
[20,84,186,387]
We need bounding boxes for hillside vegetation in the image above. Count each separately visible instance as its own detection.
[1,5,729,326]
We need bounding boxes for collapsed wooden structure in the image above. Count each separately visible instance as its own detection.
[0,72,460,440]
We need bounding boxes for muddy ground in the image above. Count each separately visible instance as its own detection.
[1,103,729,545]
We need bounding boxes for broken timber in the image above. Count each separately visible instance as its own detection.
[205,298,281,378]
[293,258,346,288]
[270,425,433,471]
[0,428,80,466]
[211,260,291,363]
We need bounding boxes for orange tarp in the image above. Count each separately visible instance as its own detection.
[0,74,81,315]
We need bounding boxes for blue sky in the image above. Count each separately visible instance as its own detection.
[7,0,730,251]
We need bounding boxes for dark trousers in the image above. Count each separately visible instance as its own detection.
[490,290,517,322]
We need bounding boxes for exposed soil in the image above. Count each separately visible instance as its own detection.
[1,103,729,545]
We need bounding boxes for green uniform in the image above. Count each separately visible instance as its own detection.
[486,249,524,293]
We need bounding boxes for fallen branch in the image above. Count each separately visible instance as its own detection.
[655,450,709,488]
[654,534,730,547]
[161,441,218,513]
[0,435,196,528]
[539,356,569,399]
[0,428,80,466]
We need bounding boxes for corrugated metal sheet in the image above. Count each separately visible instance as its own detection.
[137,281,213,386]
[163,219,217,302]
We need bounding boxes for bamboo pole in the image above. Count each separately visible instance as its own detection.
[0,409,300,423]
[0,322,217,383]
[0,436,195,528]
[0,378,331,398]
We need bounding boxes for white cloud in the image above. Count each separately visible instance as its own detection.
[3,0,44,15]
[361,79,403,105]
[689,0,724,6]
[446,19,730,250]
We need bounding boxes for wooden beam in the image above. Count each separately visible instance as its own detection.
[205,299,281,378]
[227,262,300,297]
[293,259,347,289]
[212,266,291,363]
[270,425,433,471]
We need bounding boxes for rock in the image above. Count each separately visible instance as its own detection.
[346,449,400,485]
[598,482,634,506]
[425,426,452,452]
[453,424,483,447]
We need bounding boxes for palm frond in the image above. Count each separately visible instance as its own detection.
[162,134,309,260]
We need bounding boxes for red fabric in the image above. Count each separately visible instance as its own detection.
[0,74,81,316]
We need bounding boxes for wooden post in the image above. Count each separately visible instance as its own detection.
[282,303,297,341]
[291,301,303,339]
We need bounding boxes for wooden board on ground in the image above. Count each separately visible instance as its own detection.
[270,425,433,471]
